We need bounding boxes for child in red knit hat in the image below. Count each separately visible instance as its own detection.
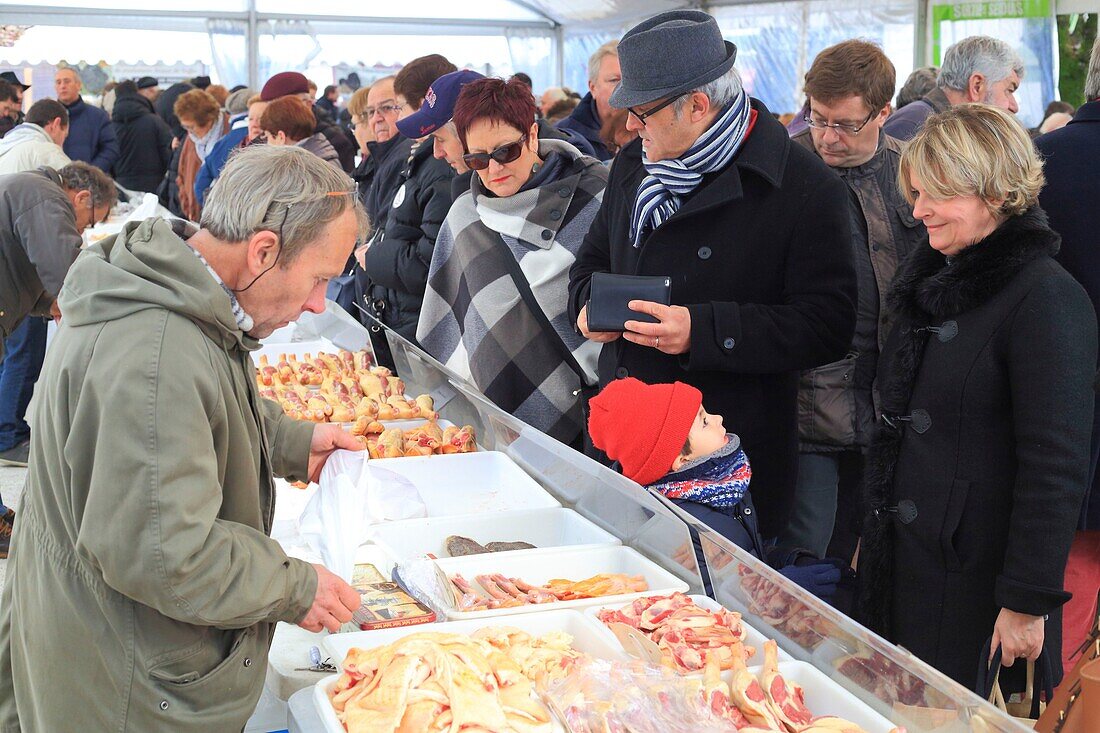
[589,377,846,601]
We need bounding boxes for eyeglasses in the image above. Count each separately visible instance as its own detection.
[804,108,877,136]
[461,138,526,171]
[626,93,688,126]
[365,104,401,119]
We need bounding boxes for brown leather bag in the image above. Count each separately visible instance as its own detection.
[1036,590,1100,733]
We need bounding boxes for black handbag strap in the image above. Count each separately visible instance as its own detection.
[978,635,1056,718]
[495,235,592,389]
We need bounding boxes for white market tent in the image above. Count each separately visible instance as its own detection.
[0,0,1087,125]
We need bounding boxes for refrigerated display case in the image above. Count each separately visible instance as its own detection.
[290,305,1031,733]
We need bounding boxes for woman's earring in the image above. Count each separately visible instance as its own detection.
[531,162,541,174]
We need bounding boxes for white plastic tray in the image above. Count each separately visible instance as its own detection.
[323,608,626,665]
[583,593,792,671]
[430,545,689,621]
[252,339,340,366]
[361,451,560,517]
[315,610,623,733]
[367,507,621,561]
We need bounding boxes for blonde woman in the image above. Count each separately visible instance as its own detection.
[858,104,1097,688]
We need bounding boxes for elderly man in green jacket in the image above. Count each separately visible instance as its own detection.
[0,145,369,732]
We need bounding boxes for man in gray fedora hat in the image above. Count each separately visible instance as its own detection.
[569,9,857,541]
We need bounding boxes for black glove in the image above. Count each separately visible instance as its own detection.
[779,561,843,600]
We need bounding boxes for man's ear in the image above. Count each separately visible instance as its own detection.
[968,73,986,103]
[671,453,688,472]
[246,228,281,272]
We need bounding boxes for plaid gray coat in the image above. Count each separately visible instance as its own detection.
[418,139,607,445]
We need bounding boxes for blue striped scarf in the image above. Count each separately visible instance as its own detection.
[629,93,752,247]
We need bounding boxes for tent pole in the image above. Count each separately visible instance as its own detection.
[914,0,928,67]
[555,24,565,86]
[248,0,259,90]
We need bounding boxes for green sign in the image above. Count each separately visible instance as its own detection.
[932,0,1051,63]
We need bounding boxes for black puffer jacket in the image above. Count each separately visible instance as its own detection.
[362,138,455,367]
[111,94,174,193]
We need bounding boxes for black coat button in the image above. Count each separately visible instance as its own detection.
[937,320,958,342]
[872,244,880,252]
[549,209,562,221]
[723,337,736,350]
[541,229,553,241]
[557,186,570,197]
[897,499,918,524]
[910,409,931,434]
[615,367,629,379]
[697,246,712,260]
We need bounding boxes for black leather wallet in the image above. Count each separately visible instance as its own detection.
[586,272,673,332]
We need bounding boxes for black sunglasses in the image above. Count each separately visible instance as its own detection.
[462,138,526,171]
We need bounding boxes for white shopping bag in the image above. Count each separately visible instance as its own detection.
[298,450,426,580]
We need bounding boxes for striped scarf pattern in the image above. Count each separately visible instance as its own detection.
[647,437,752,509]
[630,93,752,247]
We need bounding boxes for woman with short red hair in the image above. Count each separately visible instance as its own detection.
[417,77,608,449]
[259,96,340,169]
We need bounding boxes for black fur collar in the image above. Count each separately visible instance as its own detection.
[887,206,1060,319]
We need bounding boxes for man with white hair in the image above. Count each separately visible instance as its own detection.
[568,10,857,540]
[557,40,621,160]
[0,145,368,731]
[884,35,1023,140]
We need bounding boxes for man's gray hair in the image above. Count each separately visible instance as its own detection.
[897,66,939,109]
[58,161,116,209]
[674,65,744,117]
[1084,36,1100,100]
[587,40,619,85]
[938,36,1024,92]
[200,145,369,262]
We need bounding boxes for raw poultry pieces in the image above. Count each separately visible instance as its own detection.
[597,592,756,673]
[255,350,438,423]
[358,420,477,458]
[328,628,587,732]
[451,573,648,611]
[738,566,834,651]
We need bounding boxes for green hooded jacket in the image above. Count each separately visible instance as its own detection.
[0,217,318,732]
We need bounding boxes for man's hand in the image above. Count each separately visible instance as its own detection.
[577,303,621,343]
[623,301,692,355]
[307,423,364,483]
[298,564,361,633]
[991,607,1045,667]
[49,300,62,324]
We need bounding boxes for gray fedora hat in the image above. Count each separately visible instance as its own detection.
[610,10,737,109]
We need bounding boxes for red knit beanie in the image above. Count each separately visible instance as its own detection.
[588,378,702,486]
[261,71,310,101]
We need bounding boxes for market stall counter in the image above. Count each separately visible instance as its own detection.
[251,302,1031,733]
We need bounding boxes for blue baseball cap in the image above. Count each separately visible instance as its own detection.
[396,69,485,139]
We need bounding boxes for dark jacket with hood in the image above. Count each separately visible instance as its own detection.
[556,92,612,162]
[362,138,454,367]
[111,92,174,193]
[858,207,1096,687]
[568,101,858,540]
[155,82,195,138]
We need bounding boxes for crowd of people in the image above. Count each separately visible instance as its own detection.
[0,8,1098,729]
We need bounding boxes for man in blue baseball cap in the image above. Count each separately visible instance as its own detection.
[396,68,483,184]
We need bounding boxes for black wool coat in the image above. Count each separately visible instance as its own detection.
[568,100,858,539]
[1036,100,1100,531]
[858,208,1096,688]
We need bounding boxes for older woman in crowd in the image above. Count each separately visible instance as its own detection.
[173,89,229,220]
[417,77,608,448]
[859,104,1096,687]
[259,96,341,168]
